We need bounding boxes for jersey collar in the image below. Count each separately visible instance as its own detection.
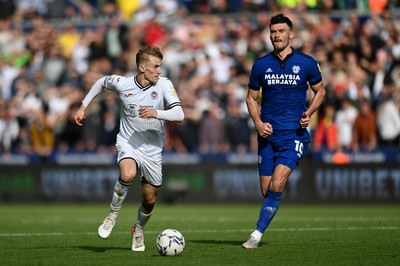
[134,76,155,91]
[272,47,294,62]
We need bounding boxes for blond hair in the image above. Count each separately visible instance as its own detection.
[136,46,163,68]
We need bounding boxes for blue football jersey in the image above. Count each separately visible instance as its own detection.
[248,50,322,130]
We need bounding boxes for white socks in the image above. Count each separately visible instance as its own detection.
[251,230,263,242]
[137,203,153,227]
[110,178,130,213]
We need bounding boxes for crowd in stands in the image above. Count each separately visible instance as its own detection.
[0,0,400,162]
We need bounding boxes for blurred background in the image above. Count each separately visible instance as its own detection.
[0,0,399,204]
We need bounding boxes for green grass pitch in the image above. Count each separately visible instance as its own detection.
[0,203,399,265]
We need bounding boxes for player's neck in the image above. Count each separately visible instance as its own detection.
[274,46,293,60]
[136,74,151,87]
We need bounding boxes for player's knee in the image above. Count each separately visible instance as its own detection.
[120,171,135,183]
[142,196,156,209]
[269,179,286,192]
[118,159,138,182]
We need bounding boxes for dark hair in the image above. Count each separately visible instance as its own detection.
[270,13,293,30]
[136,46,163,67]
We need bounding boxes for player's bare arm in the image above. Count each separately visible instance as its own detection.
[74,105,87,126]
[246,88,273,138]
[300,81,326,128]
[74,77,105,126]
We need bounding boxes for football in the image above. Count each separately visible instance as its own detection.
[156,229,185,256]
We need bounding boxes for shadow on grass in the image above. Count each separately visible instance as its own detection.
[187,239,244,246]
[77,246,130,252]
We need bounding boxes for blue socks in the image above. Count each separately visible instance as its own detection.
[255,189,282,234]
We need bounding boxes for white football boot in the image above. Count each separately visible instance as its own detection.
[98,212,118,239]
[242,236,259,249]
[131,224,145,251]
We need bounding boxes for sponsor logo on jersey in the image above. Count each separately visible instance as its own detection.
[265,73,300,85]
[128,104,138,117]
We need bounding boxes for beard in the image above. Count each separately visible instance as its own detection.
[272,40,289,52]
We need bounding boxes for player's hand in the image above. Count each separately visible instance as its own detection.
[299,112,310,128]
[258,122,273,138]
[74,105,86,126]
[139,107,157,119]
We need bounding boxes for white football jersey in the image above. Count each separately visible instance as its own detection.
[103,75,181,156]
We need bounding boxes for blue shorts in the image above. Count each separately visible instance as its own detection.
[258,128,310,176]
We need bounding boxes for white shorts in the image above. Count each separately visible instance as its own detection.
[115,140,162,187]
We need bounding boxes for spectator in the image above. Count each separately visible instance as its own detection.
[14,0,49,20]
[345,50,372,103]
[198,103,225,154]
[57,23,80,60]
[171,90,201,153]
[105,18,129,69]
[89,25,108,62]
[0,54,21,101]
[352,99,377,152]
[57,102,84,152]
[41,44,68,89]
[369,0,388,13]
[116,0,141,21]
[376,80,400,147]
[0,99,20,153]
[29,105,55,161]
[0,0,16,20]
[72,29,93,75]
[313,103,339,152]
[224,99,251,154]
[335,97,358,151]
[43,85,70,147]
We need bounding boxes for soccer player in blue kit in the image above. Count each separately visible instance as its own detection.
[242,13,326,248]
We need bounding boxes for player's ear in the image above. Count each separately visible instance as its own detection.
[289,31,294,41]
[138,64,146,73]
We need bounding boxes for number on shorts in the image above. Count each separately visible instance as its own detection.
[294,140,303,156]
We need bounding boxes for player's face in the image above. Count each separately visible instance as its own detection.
[141,55,162,84]
[270,23,293,52]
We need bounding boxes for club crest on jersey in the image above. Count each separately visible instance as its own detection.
[292,65,300,74]
[150,91,158,99]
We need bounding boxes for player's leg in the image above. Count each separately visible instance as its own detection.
[98,158,138,239]
[260,175,272,198]
[242,174,271,249]
[243,165,291,248]
[244,132,310,248]
[138,180,158,226]
[132,180,159,251]
[243,140,275,248]
[255,164,291,232]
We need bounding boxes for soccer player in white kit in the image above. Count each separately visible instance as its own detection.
[74,46,184,251]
